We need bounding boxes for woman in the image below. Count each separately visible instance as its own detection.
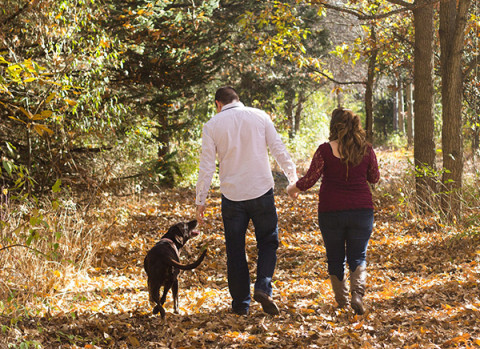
[287,108,380,315]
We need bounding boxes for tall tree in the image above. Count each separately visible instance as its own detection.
[412,0,436,211]
[439,0,472,218]
[406,81,414,147]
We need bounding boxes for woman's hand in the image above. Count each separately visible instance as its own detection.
[287,183,300,199]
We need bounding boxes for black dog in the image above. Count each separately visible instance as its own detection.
[144,220,207,317]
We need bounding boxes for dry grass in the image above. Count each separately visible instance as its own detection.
[0,192,124,308]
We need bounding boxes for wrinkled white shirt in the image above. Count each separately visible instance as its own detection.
[196,101,298,205]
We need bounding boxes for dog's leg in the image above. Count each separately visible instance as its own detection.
[160,279,173,306]
[148,278,165,317]
[172,279,179,313]
[147,279,155,304]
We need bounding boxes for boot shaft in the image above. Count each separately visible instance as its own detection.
[329,275,349,308]
[350,265,367,314]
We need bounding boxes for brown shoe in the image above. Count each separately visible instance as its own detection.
[253,290,279,315]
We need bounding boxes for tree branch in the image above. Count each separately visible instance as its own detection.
[310,0,441,21]
[0,0,40,27]
[464,55,479,79]
[385,0,414,7]
[306,65,365,85]
[0,243,49,258]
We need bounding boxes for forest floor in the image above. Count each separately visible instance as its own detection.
[1,149,480,348]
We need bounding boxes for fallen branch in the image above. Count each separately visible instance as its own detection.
[0,243,48,258]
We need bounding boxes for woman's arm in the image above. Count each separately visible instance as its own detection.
[293,145,325,192]
[367,147,380,184]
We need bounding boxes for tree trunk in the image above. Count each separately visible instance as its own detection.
[294,91,306,135]
[397,79,405,134]
[157,113,175,187]
[284,92,295,139]
[393,79,398,132]
[365,25,377,144]
[336,85,344,108]
[413,0,436,212]
[439,0,471,219]
[406,82,414,147]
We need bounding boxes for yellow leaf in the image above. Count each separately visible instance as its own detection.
[32,111,52,120]
[41,110,53,118]
[194,295,207,309]
[354,320,364,329]
[19,107,33,119]
[64,99,77,106]
[23,77,37,83]
[45,92,57,104]
[8,116,27,125]
[301,308,315,314]
[127,336,140,347]
[33,124,54,136]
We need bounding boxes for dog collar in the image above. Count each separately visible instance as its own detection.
[160,238,179,256]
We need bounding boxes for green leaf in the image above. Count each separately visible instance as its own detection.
[52,179,62,193]
[2,160,13,176]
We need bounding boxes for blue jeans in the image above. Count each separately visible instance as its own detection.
[221,188,279,312]
[318,209,373,281]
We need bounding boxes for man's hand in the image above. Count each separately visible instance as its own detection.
[287,183,300,199]
[196,205,206,225]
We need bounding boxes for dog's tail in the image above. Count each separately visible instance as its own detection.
[167,249,207,270]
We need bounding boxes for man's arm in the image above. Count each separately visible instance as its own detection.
[195,125,216,223]
[264,117,298,184]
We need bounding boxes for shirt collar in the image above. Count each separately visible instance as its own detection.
[221,101,244,112]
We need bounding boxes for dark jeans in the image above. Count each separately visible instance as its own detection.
[221,188,279,312]
[318,209,373,281]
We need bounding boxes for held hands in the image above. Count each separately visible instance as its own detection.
[196,205,206,225]
[287,183,300,199]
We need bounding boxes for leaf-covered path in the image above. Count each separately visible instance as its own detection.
[3,151,480,348]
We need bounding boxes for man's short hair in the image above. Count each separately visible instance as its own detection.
[215,86,239,105]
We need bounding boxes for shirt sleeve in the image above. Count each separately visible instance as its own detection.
[296,146,325,191]
[367,146,380,184]
[264,116,298,184]
[196,125,216,205]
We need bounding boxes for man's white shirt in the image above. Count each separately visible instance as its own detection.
[196,101,298,205]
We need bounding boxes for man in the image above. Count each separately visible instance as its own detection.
[195,86,297,316]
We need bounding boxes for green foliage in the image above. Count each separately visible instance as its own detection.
[0,0,124,194]
[284,91,331,158]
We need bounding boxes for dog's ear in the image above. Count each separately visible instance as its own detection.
[166,225,183,241]
[187,220,197,230]
[166,224,180,236]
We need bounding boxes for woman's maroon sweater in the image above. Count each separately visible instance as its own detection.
[296,142,380,212]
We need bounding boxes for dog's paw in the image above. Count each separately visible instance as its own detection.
[153,305,166,318]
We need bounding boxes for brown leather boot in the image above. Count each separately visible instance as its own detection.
[329,275,349,308]
[350,265,367,315]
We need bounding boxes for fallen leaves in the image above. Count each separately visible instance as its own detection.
[1,151,479,348]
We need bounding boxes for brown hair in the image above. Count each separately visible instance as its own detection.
[215,86,239,105]
[329,108,368,167]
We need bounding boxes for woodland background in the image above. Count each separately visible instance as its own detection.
[0,0,479,348]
